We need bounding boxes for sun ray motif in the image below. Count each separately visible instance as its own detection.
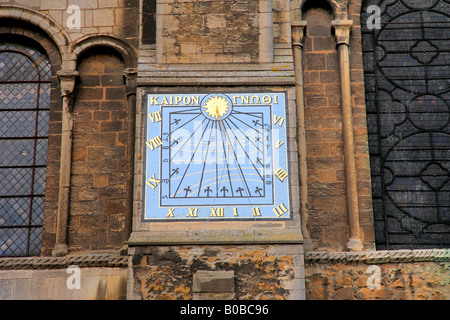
[202,94,230,120]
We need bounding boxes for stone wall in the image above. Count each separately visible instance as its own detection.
[0,0,140,48]
[65,48,131,253]
[302,3,374,251]
[128,244,305,300]
[0,253,127,300]
[157,0,260,64]
[1,1,138,256]
[305,250,449,300]
[303,6,348,250]
[0,268,127,300]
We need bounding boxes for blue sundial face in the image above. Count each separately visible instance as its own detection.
[144,92,291,220]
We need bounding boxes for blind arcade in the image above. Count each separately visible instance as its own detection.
[143,92,292,221]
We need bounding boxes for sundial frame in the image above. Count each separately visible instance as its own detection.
[143,91,291,221]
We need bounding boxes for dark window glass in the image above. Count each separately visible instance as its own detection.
[142,0,156,45]
[0,42,51,257]
[361,0,450,249]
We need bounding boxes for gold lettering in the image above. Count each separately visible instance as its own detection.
[275,167,288,182]
[275,140,285,149]
[146,174,161,189]
[262,95,272,104]
[161,96,173,105]
[166,208,175,218]
[252,207,261,216]
[273,203,288,217]
[251,96,260,104]
[175,96,182,105]
[187,208,198,217]
[241,96,249,104]
[149,96,159,105]
[148,111,162,123]
[273,115,285,127]
[147,136,163,151]
[191,96,199,105]
[210,208,224,217]
[233,208,239,217]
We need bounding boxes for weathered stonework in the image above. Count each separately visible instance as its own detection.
[128,244,305,300]
[0,0,448,302]
[305,249,449,300]
[301,3,374,252]
[157,0,260,64]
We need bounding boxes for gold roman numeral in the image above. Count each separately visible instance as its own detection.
[147,136,162,151]
[273,203,288,217]
[186,208,198,217]
[273,115,285,127]
[166,208,175,218]
[252,207,261,216]
[148,111,162,123]
[275,140,285,149]
[146,174,161,189]
[210,208,224,217]
[274,167,288,182]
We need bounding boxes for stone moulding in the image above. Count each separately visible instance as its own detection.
[127,229,303,246]
[137,63,296,86]
[0,254,128,270]
[305,249,449,264]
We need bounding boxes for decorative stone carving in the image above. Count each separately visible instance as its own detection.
[0,254,127,270]
[122,68,138,96]
[57,70,79,113]
[57,70,79,97]
[365,250,390,264]
[331,19,353,46]
[291,20,307,48]
[304,249,449,264]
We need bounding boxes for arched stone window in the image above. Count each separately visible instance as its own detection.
[0,41,51,256]
[361,0,450,249]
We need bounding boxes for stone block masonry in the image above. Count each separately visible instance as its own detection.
[128,244,305,300]
[68,49,131,252]
[302,5,374,251]
[305,250,449,300]
[157,0,260,64]
[303,7,349,251]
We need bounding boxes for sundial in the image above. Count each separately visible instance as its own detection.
[144,92,291,220]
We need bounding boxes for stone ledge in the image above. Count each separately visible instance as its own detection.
[0,253,128,270]
[128,229,303,246]
[305,249,449,264]
[137,63,296,86]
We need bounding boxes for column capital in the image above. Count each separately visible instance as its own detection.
[122,68,138,96]
[57,69,79,97]
[291,20,307,47]
[331,19,353,46]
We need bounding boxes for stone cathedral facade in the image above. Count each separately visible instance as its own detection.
[0,0,448,300]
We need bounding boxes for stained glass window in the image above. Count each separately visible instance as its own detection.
[0,42,51,257]
[361,0,450,249]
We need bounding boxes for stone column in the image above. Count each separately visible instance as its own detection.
[331,20,363,251]
[122,68,137,250]
[52,70,78,257]
[291,21,312,249]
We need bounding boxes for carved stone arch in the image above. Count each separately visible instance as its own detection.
[71,35,137,70]
[293,0,349,20]
[0,5,73,69]
[0,6,77,257]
